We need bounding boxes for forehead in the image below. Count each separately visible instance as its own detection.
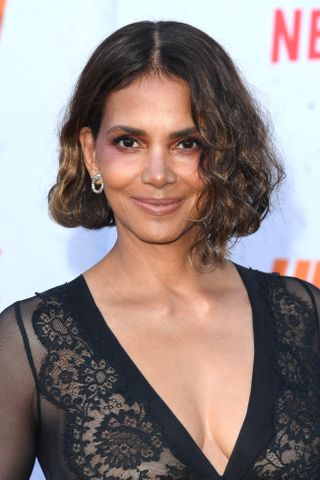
[101,74,193,127]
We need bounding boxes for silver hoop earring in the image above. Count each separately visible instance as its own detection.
[91,173,104,194]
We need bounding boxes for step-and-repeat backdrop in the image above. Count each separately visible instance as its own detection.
[0,1,319,478]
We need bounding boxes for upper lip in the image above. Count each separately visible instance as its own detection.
[132,197,182,204]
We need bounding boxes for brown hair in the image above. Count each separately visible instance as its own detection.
[48,20,284,269]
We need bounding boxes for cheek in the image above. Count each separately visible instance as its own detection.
[96,146,140,189]
[179,161,205,193]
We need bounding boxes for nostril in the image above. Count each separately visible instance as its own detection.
[141,157,177,186]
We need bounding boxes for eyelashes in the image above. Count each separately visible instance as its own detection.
[111,135,139,149]
[176,138,202,150]
[111,135,202,151]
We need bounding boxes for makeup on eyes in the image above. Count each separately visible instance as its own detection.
[111,135,139,148]
[110,134,202,152]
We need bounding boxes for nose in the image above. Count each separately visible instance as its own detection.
[141,147,177,188]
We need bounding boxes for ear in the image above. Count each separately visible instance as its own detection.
[79,127,99,178]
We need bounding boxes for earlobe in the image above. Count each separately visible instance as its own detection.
[79,127,98,177]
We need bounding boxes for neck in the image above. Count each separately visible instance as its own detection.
[95,227,216,296]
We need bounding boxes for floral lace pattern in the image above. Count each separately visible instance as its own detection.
[33,292,201,480]
[245,272,320,479]
[31,272,320,480]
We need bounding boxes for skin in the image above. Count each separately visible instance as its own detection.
[79,73,254,476]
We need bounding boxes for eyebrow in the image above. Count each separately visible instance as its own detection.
[106,124,199,138]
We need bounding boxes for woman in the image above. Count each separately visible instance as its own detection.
[0,20,319,480]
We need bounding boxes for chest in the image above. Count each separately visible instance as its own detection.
[36,271,320,479]
[97,300,254,474]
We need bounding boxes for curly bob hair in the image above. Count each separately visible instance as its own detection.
[48,20,284,269]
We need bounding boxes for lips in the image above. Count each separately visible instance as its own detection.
[131,197,183,215]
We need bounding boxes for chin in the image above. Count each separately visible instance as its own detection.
[114,212,196,245]
[128,223,195,245]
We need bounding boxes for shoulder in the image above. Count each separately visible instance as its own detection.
[0,278,80,334]
[1,276,83,313]
[234,262,319,320]
[1,276,86,356]
[256,266,319,302]
[1,282,65,317]
[247,265,320,324]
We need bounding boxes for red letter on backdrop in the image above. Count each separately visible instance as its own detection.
[271,9,302,62]
[0,0,7,33]
[272,259,288,275]
[309,10,320,59]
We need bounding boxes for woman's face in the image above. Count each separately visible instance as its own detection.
[80,73,205,246]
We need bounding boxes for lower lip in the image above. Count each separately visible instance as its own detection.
[131,198,183,215]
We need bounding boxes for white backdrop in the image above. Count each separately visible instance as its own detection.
[0,1,319,478]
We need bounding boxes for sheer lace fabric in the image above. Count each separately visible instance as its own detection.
[246,273,320,479]
[0,266,319,480]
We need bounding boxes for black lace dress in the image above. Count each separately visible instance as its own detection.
[0,263,319,480]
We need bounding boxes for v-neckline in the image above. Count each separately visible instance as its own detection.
[67,263,276,480]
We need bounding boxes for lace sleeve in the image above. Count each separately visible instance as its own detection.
[282,276,320,356]
[301,279,320,355]
[0,301,40,479]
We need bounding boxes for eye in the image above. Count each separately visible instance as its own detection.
[176,138,201,150]
[112,135,140,149]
